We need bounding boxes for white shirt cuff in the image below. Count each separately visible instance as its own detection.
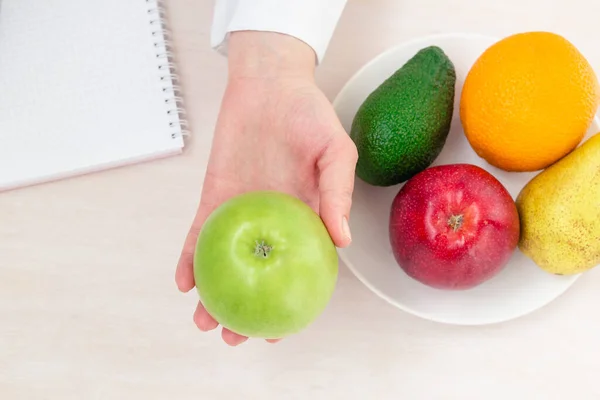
[210,0,347,64]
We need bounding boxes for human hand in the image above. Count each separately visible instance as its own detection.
[175,31,358,346]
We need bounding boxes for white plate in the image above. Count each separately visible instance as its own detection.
[333,32,600,325]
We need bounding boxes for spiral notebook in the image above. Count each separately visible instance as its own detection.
[0,0,188,191]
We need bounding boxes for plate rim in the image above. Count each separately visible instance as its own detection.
[332,31,592,326]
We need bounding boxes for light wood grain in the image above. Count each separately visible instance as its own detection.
[2,0,600,398]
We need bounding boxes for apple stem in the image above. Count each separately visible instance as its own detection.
[448,214,464,232]
[254,240,273,258]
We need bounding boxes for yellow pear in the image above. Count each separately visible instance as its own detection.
[516,132,600,275]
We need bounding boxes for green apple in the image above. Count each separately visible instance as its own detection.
[193,190,339,339]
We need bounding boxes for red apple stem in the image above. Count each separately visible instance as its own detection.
[448,214,464,232]
[254,240,273,258]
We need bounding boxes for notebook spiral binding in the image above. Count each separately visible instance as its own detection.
[146,0,191,140]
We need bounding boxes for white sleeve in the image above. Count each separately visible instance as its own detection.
[210,0,347,64]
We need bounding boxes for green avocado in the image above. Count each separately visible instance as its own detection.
[349,46,456,186]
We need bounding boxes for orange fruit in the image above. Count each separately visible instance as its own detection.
[460,31,600,172]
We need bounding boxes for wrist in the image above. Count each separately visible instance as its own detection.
[227,31,316,82]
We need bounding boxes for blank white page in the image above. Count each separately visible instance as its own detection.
[0,0,186,191]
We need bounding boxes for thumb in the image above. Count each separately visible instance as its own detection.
[317,136,358,248]
[175,186,224,292]
[175,203,212,293]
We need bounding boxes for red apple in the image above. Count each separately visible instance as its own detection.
[389,164,520,290]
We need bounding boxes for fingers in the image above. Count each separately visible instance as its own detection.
[195,302,280,346]
[317,136,358,248]
[193,302,219,332]
[221,328,248,346]
[194,306,250,347]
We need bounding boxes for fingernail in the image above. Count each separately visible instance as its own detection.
[342,216,352,242]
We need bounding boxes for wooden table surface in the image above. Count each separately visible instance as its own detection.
[2,0,600,398]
